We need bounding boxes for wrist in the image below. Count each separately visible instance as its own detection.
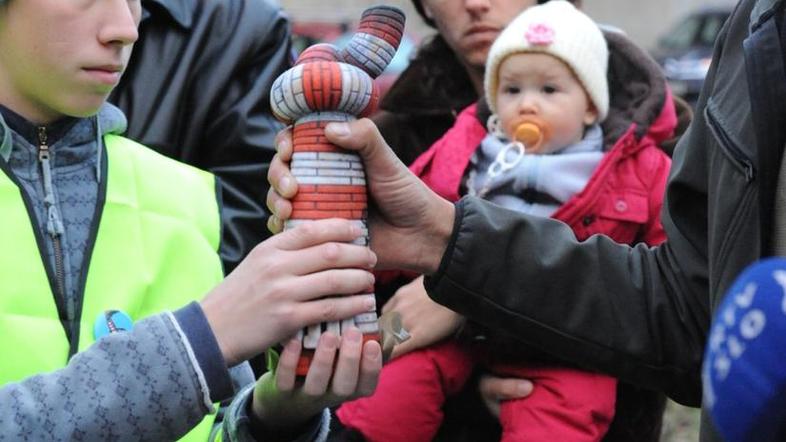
[251,372,322,431]
[199,289,240,366]
[249,398,323,441]
[172,302,234,402]
[419,198,456,274]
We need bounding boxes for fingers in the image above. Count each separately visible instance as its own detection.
[266,185,291,234]
[293,294,377,326]
[302,332,340,395]
[269,153,298,199]
[274,127,294,161]
[285,269,374,303]
[270,218,363,251]
[275,339,302,392]
[389,336,419,360]
[356,340,382,396]
[267,212,284,234]
[478,374,533,402]
[478,374,532,419]
[267,127,297,233]
[300,330,381,400]
[279,242,376,277]
[324,119,404,170]
[331,328,363,396]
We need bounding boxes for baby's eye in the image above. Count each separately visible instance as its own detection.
[503,86,520,94]
[542,85,557,94]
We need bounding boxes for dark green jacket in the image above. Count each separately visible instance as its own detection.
[426,1,786,440]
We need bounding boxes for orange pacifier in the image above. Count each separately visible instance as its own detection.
[510,118,548,153]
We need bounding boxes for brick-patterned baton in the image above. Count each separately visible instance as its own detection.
[270,6,406,376]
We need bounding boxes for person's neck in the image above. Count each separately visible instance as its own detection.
[462,62,485,96]
[0,104,79,147]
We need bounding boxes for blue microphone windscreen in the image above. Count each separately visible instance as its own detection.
[703,258,786,442]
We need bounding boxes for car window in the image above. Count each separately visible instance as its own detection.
[660,15,701,50]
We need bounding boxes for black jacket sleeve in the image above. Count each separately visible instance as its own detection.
[426,192,709,406]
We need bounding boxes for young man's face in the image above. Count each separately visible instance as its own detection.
[495,52,598,154]
[421,0,538,71]
[0,0,141,124]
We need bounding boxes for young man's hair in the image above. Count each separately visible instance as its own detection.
[410,0,577,28]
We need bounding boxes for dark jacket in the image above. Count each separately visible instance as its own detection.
[373,35,478,166]
[110,0,292,273]
[424,1,786,440]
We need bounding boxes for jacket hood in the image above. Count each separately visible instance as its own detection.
[477,29,679,155]
[601,30,676,149]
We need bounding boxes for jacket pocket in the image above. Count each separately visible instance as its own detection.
[705,105,755,182]
[580,190,649,244]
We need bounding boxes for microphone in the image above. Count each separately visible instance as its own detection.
[703,257,786,442]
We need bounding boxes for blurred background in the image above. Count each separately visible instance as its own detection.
[280,0,735,107]
[278,0,735,440]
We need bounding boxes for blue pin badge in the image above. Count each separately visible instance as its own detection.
[93,309,133,340]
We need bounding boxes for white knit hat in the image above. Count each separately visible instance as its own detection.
[484,1,609,121]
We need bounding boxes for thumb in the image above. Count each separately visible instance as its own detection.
[479,375,534,401]
[324,119,406,177]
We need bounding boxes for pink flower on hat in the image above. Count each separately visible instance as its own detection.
[525,23,555,45]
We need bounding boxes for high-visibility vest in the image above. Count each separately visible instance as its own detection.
[0,134,224,440]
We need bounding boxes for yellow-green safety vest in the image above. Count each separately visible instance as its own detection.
[0,135,224,440]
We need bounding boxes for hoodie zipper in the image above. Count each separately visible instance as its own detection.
[37,127,69,318]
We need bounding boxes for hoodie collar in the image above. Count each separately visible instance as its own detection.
[751,0,784,32]
[142,0,193,29]
[0,107,79,162]
[0,105,79,148]
[0,104,127,163]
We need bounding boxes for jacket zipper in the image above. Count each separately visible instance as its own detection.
[37,127,69,318]
[705,107,755,182]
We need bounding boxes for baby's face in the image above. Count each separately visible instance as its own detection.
[495,52,598,154]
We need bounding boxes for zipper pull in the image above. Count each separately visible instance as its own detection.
[38,126,49,161]
[36,125,64,237]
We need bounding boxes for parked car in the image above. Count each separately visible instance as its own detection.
[652,7,732,105]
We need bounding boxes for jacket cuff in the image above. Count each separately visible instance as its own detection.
[425,199,465,288]
[173,301,234,402]
[220,383,329,442]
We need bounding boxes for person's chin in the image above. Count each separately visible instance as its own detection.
[61,96,109,118]
[461,48,490,72]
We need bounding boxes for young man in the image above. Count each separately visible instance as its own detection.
[0,0,380,440]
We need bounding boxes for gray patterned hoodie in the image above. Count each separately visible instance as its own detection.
[0,104,326,441]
